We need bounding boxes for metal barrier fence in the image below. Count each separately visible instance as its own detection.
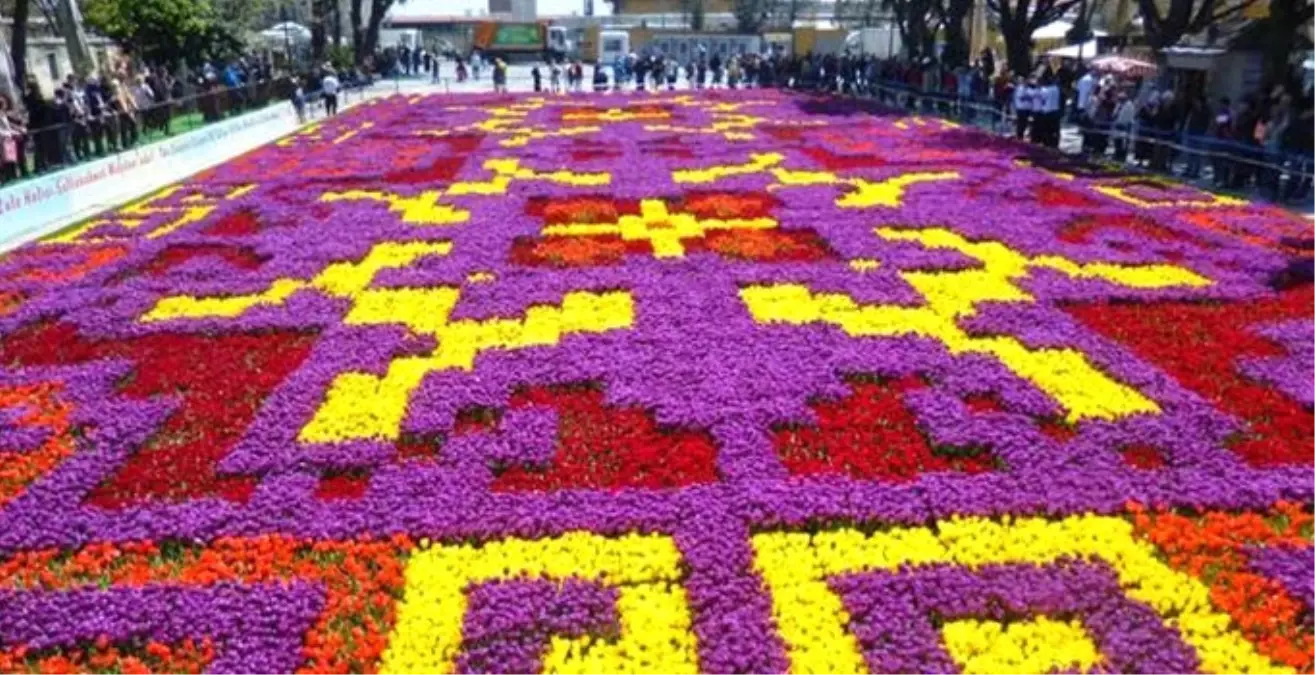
[1,79,378,187]
[862,79,1314,191]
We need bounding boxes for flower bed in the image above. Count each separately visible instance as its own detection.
[0,91,1310,673]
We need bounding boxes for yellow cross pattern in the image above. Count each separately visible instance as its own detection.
[671,153,958,208]
[45,183,256,245]
[139,239,634,443]
[541,198,777,258]
[740,227,1211,422]
[317,158,610,226]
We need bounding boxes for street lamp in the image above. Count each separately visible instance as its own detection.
[281,3,294,70]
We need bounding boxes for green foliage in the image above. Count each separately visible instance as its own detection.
[327,44,355,71]
[83,0,242,65]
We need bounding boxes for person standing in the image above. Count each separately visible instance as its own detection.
[291,77,308,123]
[321,69,340,116]
[531,64,543,92]
[83,75,109,156]
[634,56,648,91]
[550,60,562,93]
[1012,76,1033,140]
[1261,93,1292,197]
[1038,75,1062,147]
[492,58,508,93]
[110,79,136,149]
[0,93,25,182]
[21,78,50,172]
[1181,94,1211,178]
[131,75,154,136]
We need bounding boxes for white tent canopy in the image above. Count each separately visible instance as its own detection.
[1034,20,1108,41]
[1046,40,1099,58]
[261,22,312,44]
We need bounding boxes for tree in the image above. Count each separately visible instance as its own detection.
[883,0,939,59]
[9,0,29,89]
[1136,0,1262,52]
[937,0,974,66]
[211,0,274,36]
[349,0,397,64]
[1259,0,1313,89]
[733,0,778,31]
[311,0,327,61]
[986,0,1084,75]
[689,0,710,30]
[48,0,97,76]
[83,0,238,65]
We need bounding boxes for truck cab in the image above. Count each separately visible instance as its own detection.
[598,30,630,67]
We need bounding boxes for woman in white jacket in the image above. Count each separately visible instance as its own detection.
[1112,92,1137,161]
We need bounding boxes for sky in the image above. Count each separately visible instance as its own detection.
[389,0,612,19]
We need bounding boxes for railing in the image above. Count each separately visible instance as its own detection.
[860,78,1314,202]
[0,78,376,188]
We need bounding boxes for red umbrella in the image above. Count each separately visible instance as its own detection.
[1089,55,1158,77]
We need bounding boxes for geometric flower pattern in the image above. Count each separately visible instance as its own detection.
[0,90,1309,672]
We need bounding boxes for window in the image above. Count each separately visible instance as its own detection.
[46,53,59,81]
[604,38,624,52]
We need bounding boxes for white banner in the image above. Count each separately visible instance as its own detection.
[0,104,302,251]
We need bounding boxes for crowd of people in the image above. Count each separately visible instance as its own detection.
[499,46,1311,205]
[0,54,289,186]
[5,40,1311,205]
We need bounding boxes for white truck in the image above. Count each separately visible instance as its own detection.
[844,27,902,59]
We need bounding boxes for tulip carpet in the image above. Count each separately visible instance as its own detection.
[0,91,1311,674]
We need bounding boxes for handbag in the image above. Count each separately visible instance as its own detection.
[1,134,17,164]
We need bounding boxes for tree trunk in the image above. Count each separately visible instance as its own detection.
[1260,0,1303,91]
[362,0,390,60]
[941,0,973,67]
[351,0,366,64]
[54,0,96,76]
[311,0,328,63]
[333,0,343,48]
[691,0,706,30]
[1000,19,1032,76]
[10,0,29,91]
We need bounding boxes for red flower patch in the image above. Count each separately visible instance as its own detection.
[1058,214,1203,247]
[1035,183,1099,208]
[491,384,719,492]
[0,322,316,507]
[802,146,887,171]
[126,244,266,280]
[688,229,832,263]
[1121,444,1167,470]
[314,470,371,501]
[1068,285,1314,467]
[205,210,262,236]
[510,235,647,268]
[9,246,127,284]
[773,376,997,481]
[962,393,1007,414]
[526,196,641,225]
[677,191,779,220]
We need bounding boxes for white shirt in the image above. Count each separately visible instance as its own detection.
[1115,100,1137,125]
[321,75,340,95]
[1041,85,1061,113]
[1076,73,1095,111]
[1013,85,1033,112]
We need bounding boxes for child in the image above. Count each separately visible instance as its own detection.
[291,78,307,123]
